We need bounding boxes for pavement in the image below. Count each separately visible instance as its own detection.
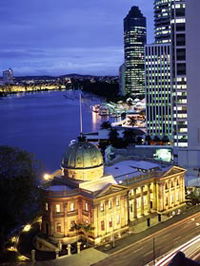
[30,248,108,266]
[23,205,200,266]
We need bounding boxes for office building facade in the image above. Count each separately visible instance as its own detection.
[145,0,187,147]
[124,6,146,96]
[145,44,173,138]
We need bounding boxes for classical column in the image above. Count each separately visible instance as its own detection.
[134,188,137,219]
[147,184,151,213]
[153,183,157,210]
[141,186,144,216]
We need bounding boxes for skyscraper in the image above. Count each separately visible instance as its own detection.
[145,0,187,147]
[124,6,146,97]
[3,68,14,85]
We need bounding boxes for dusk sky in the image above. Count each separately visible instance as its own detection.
[1,0,154,76]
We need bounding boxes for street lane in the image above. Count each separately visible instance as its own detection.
[94,212,200,266]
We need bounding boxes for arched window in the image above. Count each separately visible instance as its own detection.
[56,223,62,233]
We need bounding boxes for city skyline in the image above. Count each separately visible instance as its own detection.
[1,0,154,76]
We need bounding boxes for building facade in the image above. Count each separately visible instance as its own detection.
[145,0,187,147]
[3,68,14,85]
[145,43,173,138]
[124,6,146,96]
[39,138,186,250]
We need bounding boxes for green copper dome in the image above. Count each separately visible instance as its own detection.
[62,138,103,170]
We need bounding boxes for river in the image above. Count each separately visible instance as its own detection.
[0,90,110,172]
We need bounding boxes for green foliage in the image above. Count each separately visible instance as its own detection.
[123,129,137,146]
[100,121,112,130]
[73,79,119,100]
[72,223,94,246]
[0,146,42,252]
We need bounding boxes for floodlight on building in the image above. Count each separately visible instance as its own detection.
[22,224,31,232]
[43,173,50,181]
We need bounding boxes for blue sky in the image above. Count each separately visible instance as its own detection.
[0,0,154,76]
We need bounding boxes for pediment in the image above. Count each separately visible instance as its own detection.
[162,165,186,177]
[94,183,127,198]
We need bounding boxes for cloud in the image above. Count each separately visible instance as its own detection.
[0,0,154,75]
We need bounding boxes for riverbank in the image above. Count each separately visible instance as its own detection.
[0,84,68,97]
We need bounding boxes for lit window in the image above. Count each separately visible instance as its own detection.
[109,218,112,228]
[70,221,75,230]
[101,221,105,231]
[100,202,104,212]
[85,202,89,211]
[55,204,60,213]
[70,202,75,212]
[45,202,48,211]
[56,223,62,233]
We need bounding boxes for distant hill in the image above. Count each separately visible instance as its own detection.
[12,74,118,81]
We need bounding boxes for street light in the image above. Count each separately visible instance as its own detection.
[43,173,50,181]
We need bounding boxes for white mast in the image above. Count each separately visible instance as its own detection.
[79,92,83,135]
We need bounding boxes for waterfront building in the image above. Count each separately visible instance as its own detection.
[124,6,146,97]
[39,136,185,249]
[3,68,14,85]
[145,0,187,147]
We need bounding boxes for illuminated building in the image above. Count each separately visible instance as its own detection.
[124,6,146,96]
[39,136,186,249]
[145,44,173,138]
[145,0,187,147]
[3,68,14,85]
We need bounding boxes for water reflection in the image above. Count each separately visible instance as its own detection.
[0,91,104,171]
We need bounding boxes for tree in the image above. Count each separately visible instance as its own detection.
[127,116,137,127]
[0,146,41,253]
[136,136,143,145]
[109,128,119,144]
[145,135,152,145]
[100,121,112,130]
[123,129,136,146]
[72,223,94,247]
[162,135,170,144]
[153,136,161,142]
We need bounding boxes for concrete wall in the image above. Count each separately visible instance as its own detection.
[186,0,200,148]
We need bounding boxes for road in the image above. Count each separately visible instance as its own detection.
[93,212,200,266]
[148,234,200,265]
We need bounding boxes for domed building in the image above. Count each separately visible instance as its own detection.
[38,136,186,251]
[61,136,104,181]
[39,136,129,249]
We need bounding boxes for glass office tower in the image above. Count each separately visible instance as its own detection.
[145,0,187,147]
[124,6,146,97]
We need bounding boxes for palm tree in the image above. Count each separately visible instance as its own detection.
[73,223,94,247]
[123,129,136,145]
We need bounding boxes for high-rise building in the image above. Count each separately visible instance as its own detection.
[3,68,14,85]
[145,44,173,138]
[145,0,187,147]
[124,6,146,97]
[186,0,200,150]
